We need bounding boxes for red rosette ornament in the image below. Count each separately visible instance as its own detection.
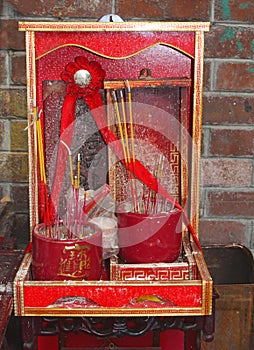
[61,56,105,98]
[60,56,106,134]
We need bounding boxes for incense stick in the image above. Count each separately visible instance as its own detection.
[60,140,74,187]
[74,176,80,238]
[119,88,137,212]
[112,89,138,212]
[77,153,81,188]
[36,110,46,183]
[125,80,138,212]
[36,108,51,236]
[125,80,135,163]
[154,154,164,213]
[119,89,131,162]
[112,91,128,164]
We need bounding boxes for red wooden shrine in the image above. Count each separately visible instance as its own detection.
[14,19,212,324]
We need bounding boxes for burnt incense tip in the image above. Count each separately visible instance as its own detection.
[124,79,131,92]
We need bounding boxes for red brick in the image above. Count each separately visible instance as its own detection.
[11,55,26,85]
[215,0,254,23]
[0,186,3,200]
[11,184,29,213]
[199,219,246,245]
[6,0,111,18]
[0,89,26,117]
[0,122,3,146]
[205,26,254,59]
[117,0,163,18]
[201,158,253,187]
[203,61,211,91]
[209,129,254,156]
[13,213,30,249]
[0,152,28,182]
[208,191,254,217]
[0,20,24,50]
[11,120,28,151]
[0,121,7,149]
[116,0,209,20]
[215,62,254,92]
[0,55,7,84]
[203,96,254,125]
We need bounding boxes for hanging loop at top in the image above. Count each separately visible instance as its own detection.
[98,14,124,22]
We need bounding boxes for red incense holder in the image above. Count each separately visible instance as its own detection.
[117,209,182,264]
[32,222,102,281]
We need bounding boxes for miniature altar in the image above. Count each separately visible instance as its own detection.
[14,18,213,349]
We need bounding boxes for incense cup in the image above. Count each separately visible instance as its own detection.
[117,208,182,264]
[32,222,103,281]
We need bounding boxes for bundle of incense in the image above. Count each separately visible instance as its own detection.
[36,108,51,236]
[125,80,135,163]
[61,184,111,239]
[59,145,112,238]
[112,86,138,212]
[58,150,81,239]
[40,221,95,240]
[125,80,138,212]
[111,90,128,163]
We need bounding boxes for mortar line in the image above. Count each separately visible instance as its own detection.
[214,22,254,29]
[210,0,215,24]
[112,0,116,14]
[209,60,216,92]
[203,91,254,97]
[202,124,254,131]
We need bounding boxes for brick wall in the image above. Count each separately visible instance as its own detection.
[201,0,254,253]
[0,0,253,251]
